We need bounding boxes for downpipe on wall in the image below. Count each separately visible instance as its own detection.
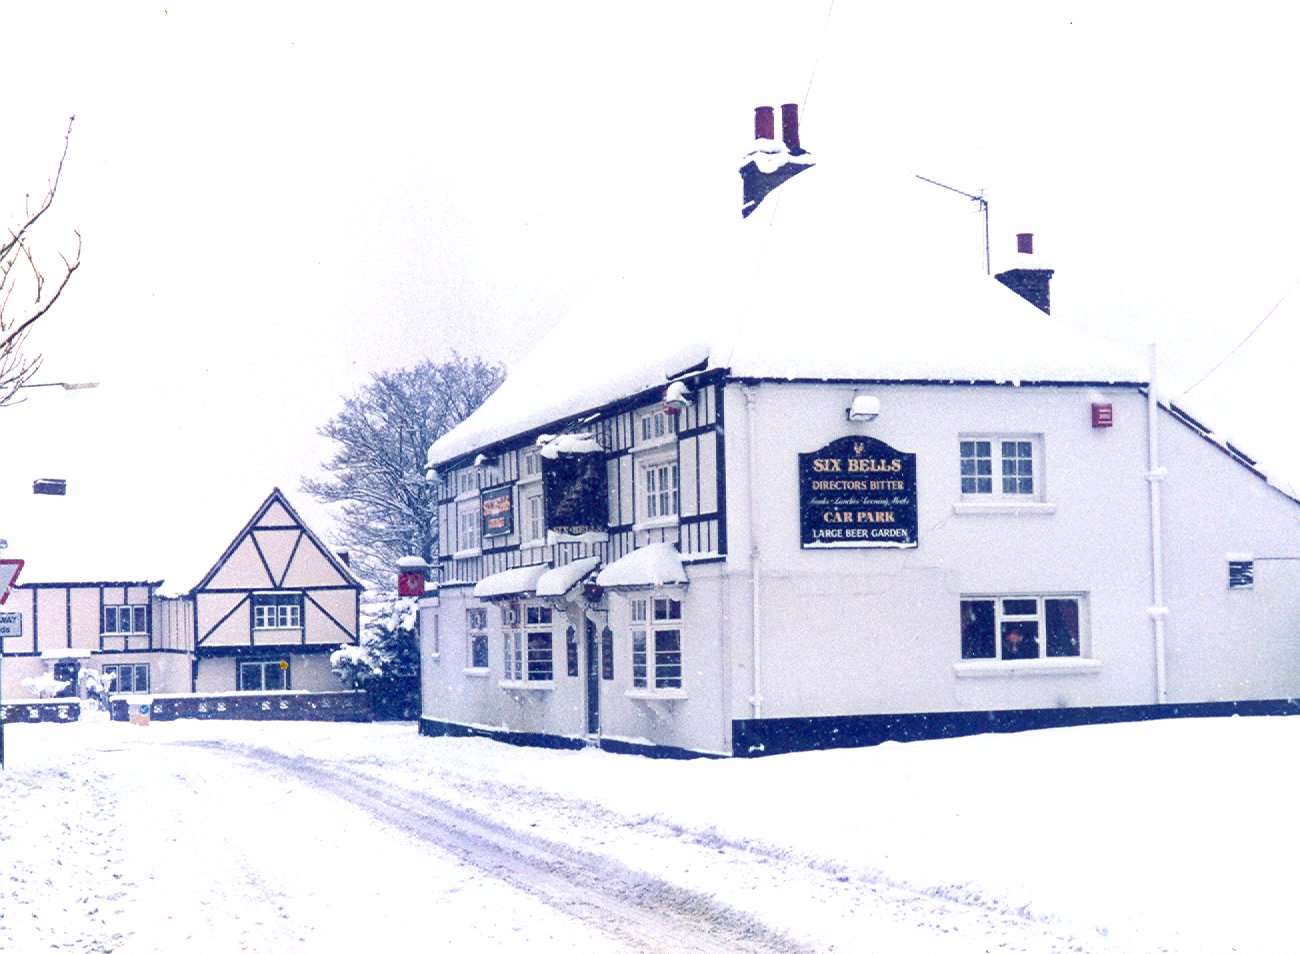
[744,385,763,719]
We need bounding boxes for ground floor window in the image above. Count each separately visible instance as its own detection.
[502,603,553,683]
[238,658,290,691]
[630,596,682,688]
[103,663,149,694]
[960,595,1083,661]
[466,607,489,669]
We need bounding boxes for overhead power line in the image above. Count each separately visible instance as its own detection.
[1182,272,1300,396]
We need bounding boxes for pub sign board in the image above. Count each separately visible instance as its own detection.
[799,436,918,548]
[543,451,608,537]
[481,486,514,539]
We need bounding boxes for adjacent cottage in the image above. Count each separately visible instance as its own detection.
[415,106,1300,757]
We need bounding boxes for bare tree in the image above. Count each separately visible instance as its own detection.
[303,354,504,587]
[0,116,81,407]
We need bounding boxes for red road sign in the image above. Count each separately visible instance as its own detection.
[0,559,24,604]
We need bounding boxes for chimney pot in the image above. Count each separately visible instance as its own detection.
[1016,232,1034,255]
[781,103,802,153]
[754,106,775,140]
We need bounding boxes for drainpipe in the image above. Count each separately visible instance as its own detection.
[1146,343,1169,703]
[743,385,763,719]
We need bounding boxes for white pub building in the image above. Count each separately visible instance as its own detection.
[417,106,1300,757]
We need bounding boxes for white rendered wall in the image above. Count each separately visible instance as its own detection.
[1158,412,1300,701]
[723,381,1158,722]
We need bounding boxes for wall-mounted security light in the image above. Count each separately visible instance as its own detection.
[846,394,881,422]
[662,380,692,415]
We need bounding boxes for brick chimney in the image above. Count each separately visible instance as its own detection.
[994,232,1054,314]
[740,102,815,218]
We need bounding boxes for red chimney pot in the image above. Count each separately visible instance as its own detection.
[754,106,775,140]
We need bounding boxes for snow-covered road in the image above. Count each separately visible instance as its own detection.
[2,716,1292,952]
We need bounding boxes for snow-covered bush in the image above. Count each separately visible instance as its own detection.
[330,644,380,690]
[78,668,116,710]
[21,674,70,699]
[354,597,420,719]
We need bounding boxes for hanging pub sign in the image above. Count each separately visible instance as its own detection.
[541,435,608,538]
[799,436,918,549]
[480,486,514,539]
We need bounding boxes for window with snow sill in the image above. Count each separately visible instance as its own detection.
[958,435,1045,503]
[637,457,679,528]
[520,486,545,545]
[465,607,489,671]
[629,596,684,694]
[501,603,554,687]
[960,595,1086,662]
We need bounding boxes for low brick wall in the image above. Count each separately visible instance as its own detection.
[1,699,81,724]
[110,690,371,723]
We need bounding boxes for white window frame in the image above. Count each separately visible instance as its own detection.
[636,407,678,448]
[628,595,685,696]
[521,485,545,545]
[636,454,680,529]
[520,448,542,483]
[252,593,303,630]
[955,594,1099,677]
[465,607,489,672]
[455,501,481,556]
[237,659,290,691]
[500,602,554,687]
[101,604,148,635]
[102,663,150,694]
[958,435,1044,502]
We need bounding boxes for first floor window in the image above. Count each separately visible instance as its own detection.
[960,595,1083,661]
[960,435,1041,499]
[629,596,683,688]
[253,593,302,630]
[102,604,148,634]
[457,504,480,551]
[523,489,544,542]
[102,663,149,693]
[467,607,489,668]
[643,460,679,520]
[238,659,289,691]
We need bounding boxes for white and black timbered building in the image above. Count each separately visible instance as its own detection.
[416,104,1300,758]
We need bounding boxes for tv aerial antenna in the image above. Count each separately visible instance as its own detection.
[915,175,991,275]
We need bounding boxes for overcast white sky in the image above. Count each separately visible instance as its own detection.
[2,1,1298,589]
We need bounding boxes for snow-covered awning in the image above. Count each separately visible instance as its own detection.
[473,564,548,600]
[595,543,687,590]
[536,556,600,600]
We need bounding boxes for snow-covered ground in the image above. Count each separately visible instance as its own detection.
[1,714,1292,953]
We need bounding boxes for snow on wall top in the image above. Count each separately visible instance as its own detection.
[428,157,1147,469]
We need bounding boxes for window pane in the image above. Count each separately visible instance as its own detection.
[133,606,147,633]
[135,665,150,693]
[566,627,578,677]
[117,665,134,693]
[264,663,286,691]
[119,606,132,631]
[472,633,489,668]
[104,608,118,633]
[960,600,995,659]
[1003,598,1037,616]
[1046,599,1081,657]
[527,633,552,681]
[655,630,682,688]
[632,631,647,688]
[1001,621,1040,660]
[240,664,263,692]
[601,627,614,680]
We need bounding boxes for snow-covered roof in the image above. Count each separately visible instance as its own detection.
[595,543,687,590]
[536,557,600,599]
[428,161,1146,469]
[472,563,548,600]
[396,556,429,570]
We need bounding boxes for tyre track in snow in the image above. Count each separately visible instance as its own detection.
[182,740,811,954]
